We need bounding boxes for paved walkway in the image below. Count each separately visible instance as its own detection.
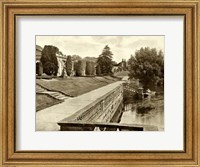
[121,76,129,81]
[36,80,124,131]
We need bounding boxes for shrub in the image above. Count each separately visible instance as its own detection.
[40,45,59,76]
[43,62,58,76]
[86,61,93,76]
[96,64,101,76]
[76,60,86,76]
[36,62,43,76]
[66,55,73,76]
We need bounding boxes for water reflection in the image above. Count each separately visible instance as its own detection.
[120,94,164,131]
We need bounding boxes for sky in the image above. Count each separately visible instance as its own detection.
[36,36,164,63]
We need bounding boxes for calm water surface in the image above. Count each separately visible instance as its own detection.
[120,94,164,131]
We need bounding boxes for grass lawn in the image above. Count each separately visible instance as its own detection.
[114,70,129,77]
[36,94,62,111]
[36,76,120,97]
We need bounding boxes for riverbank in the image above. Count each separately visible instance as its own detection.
[120,91,164,131]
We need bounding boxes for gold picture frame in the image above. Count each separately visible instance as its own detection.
[0,0,199,166]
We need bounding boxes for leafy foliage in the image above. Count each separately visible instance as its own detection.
[43,62,58,76]
[76,60,86,76]
[66,55,73,76]
[122,59,127,71]
[86,61,95,76]
[71,55,82,61]
[96,64,101,76]
[128,47,164,88]
[36,62,43,76]
[61,68,66,78]
[97,45,113,75]
[40,45,59,76]
[84,57,97,63]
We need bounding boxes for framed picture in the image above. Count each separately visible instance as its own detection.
[1,0,199,166]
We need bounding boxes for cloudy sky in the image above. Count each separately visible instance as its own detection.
[36,36,164,63]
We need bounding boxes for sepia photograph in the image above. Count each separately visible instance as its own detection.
[36,36,164,131]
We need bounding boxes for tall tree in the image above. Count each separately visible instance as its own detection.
[36,62,43,76]
[122,59,127,71]
[85,61,96,76]
[42,62,58,76]
[97,45,113,75]
[158,50,164,79]
[66,55,73,76]
[91,62,96,75]
[71,55,82,62]
[86,61,93,76]
[96,64,101,76]
[128,47,164,88]
[40,45,59,76]
[76,60,86,76]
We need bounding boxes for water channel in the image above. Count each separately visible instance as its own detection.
[120,87,164,131]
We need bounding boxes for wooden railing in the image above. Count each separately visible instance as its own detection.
[57,121,158,131]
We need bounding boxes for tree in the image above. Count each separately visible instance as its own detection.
[97,45,113,75]
[76,60,86,76]
[71,55,82,62]
[84,57,97,63]
[86,61,95,76]
[66,55,73,76]
[96,64,101,76]
[86,61,92,75]
[73,61,78,76]
[91,62,96,75]
[40,45,59,76]
[36,62,43,76]
[43,62,58,76]
[128,47,164,88]
[61,68,66,78]
[122,59,127,71]
[112,60,118,66]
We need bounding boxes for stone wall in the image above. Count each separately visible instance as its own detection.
[58,84,124,130]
